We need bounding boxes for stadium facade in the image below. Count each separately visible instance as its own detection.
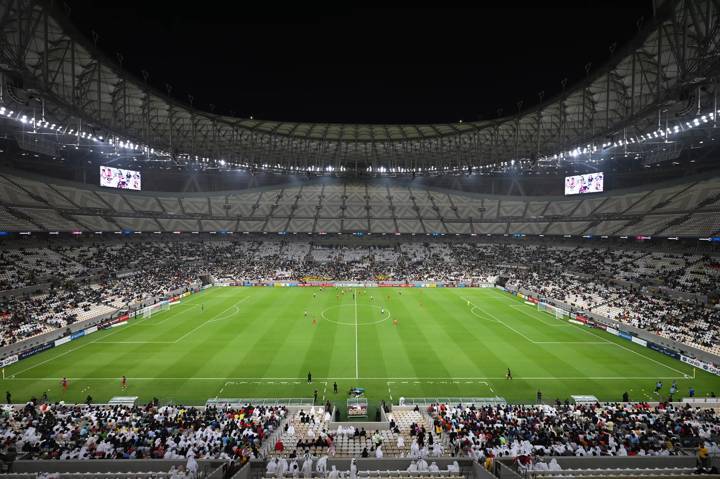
[0,1,720,477]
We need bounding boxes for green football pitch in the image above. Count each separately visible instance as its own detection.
[3,286,718,413]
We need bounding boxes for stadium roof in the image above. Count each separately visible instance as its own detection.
[0,0,719,175]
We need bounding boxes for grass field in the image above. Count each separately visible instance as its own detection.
[3,286,719,414]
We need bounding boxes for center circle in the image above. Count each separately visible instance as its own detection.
[321,304,391,326]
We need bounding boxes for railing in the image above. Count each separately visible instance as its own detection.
[399,397,506,406]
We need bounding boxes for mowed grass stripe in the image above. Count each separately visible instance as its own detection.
[2,286,717,406]
[374,292,418,379]
[357,292,390,381]
[297,290,344,380]
[387,291,454,381]
[451,290,562,379]
[8,289,214,379]
[232,289,314,379]
[150,291,254,395]
[461,289,687,375]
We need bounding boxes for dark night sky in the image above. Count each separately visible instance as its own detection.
[61,3,655,124]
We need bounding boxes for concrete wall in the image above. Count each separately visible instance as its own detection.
[12,459,225,474]
[472,462,497,479]
[327,421,390,431]
[548,455,697,468]
[246,458,475,479]
[494,462,522,479]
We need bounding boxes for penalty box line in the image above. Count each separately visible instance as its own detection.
[96,296,251,345]
[462,296,582,343]
[507,304,570,327]
[10,294,253,379]
[486,289,692,378]
[462,294,693,379]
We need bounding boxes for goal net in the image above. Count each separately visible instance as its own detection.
[161,301,170,312]
[143,308,152,319]
[538,302,569,320]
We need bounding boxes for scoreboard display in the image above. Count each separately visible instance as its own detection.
[564,172,603,195]
[100,166,142,190]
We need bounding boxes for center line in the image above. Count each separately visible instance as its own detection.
[354,289,359,379]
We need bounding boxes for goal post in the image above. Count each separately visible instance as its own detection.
[538,302,569,320]
[143,307,152,319]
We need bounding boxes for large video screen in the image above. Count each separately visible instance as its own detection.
[100,166,141,191]
[564,172,603,195]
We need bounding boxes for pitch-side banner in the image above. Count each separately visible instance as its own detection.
[681,355,720,376]
[648,342,681,359]
[19,342,54,360]
[0,355,18,367]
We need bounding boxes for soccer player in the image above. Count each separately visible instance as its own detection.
[506,368,512,380]
[307,371,312,383]
[61,377,68,391]
[381,307,385,315]
[654,380,662,394]
[333,382,338,394]
[201,304,204,312]
[121,375,127,390]
[304,311,308,318]
[5,391,10,404]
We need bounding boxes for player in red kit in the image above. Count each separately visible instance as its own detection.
[61,377,68,391]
